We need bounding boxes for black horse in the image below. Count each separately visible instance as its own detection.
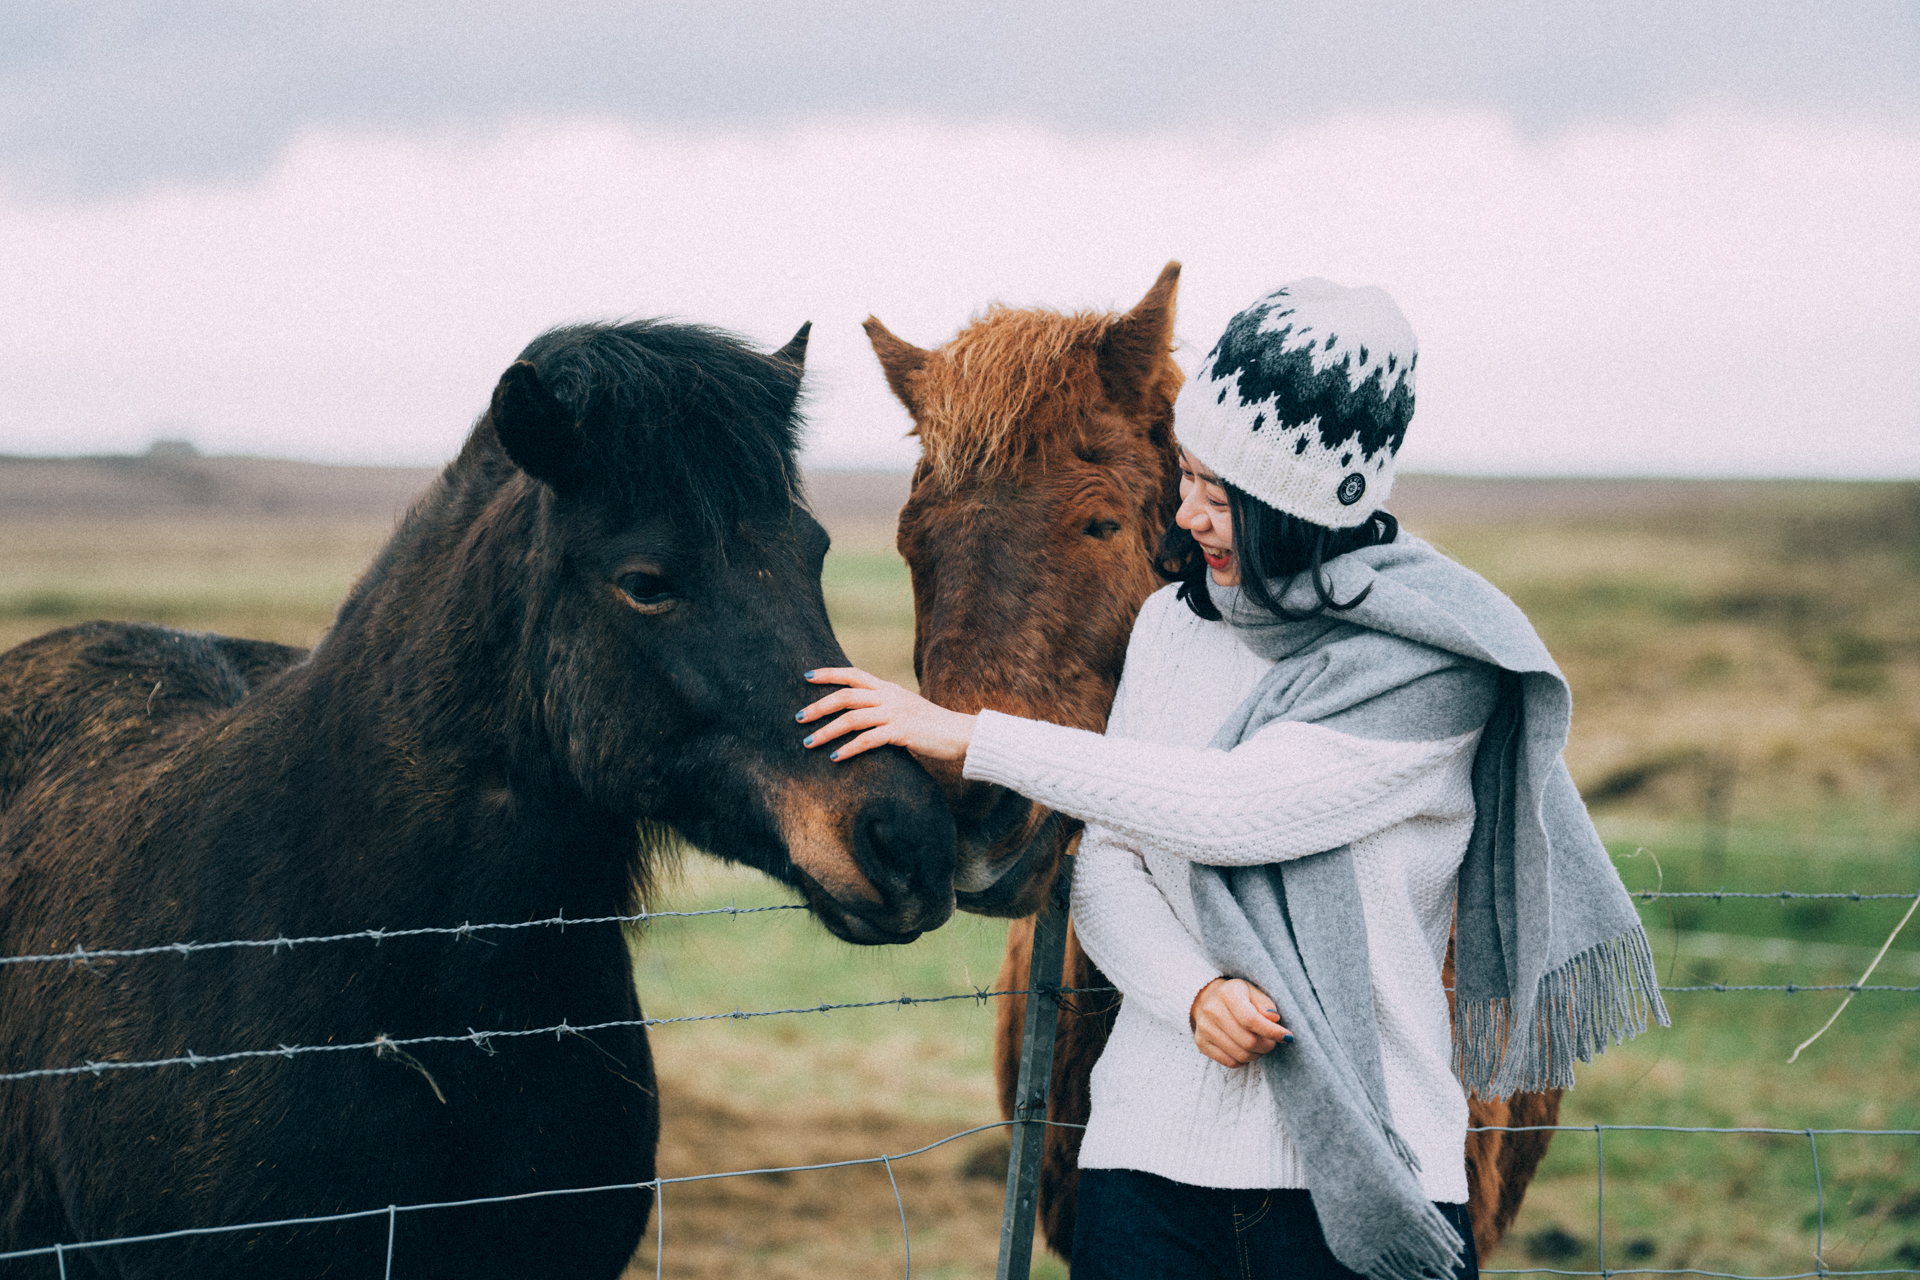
[0,320,956,1278]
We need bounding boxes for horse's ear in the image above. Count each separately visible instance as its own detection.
[491,361,581,489]
[1098,260,1181,409]
[863,316,930,417]
[772,321,811,369]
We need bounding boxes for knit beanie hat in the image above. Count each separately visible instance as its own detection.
[1174,278,1416,529]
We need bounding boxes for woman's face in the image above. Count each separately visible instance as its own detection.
[1175,448,1238,586]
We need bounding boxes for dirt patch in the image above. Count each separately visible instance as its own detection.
[623,1060,1030,1278]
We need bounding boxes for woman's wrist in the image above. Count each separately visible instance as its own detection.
[1190,976,1226,1031]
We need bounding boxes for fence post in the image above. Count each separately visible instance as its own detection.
[996,852,1074,1280]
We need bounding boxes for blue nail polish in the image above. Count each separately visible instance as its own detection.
[1282,1033,1296,1044]
[828,750,840,761]
[803,735,814,747]
[803,670,817,679]
[794,710,805,721]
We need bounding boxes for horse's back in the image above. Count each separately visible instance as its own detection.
[0,621,306,821]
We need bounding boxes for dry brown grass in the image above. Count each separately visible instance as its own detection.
[622,1066,1028,1279]
[4,463,1916,1275]
[1406,480,1920,828]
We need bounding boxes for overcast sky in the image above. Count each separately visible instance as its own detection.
[3,2,1916,475]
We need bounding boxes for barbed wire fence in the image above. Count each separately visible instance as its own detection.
[0,869,1915,1278]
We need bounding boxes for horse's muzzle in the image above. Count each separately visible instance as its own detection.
[948,782,1074,918]
[783,788,956,943]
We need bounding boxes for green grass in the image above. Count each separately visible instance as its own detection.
[0,517,387,651]
[7,484,1918,1276]
[632,858,1014,1127]
[817,542,919,688]
[1503,948,1920,1275]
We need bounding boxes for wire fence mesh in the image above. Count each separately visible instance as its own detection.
[1,882,1915,1276]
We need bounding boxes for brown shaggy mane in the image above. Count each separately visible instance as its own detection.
[911,305,1137,488]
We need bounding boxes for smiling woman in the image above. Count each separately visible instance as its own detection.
[812,275,1667,1280]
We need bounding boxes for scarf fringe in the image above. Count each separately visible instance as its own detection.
[1381,1120,1423,1174]
[1342,1199,1464,1280]
[1454,927,1671,1099]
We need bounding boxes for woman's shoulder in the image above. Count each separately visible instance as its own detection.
[1130,581,1214,646]
[1126,582,1257,674]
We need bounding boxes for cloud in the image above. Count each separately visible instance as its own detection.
[3,1,1915,193]
[1,110,1914,476]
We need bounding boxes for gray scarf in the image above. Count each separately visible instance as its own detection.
[1190,535,1668,1280]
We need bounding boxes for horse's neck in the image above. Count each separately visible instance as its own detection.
[239,473,631,927]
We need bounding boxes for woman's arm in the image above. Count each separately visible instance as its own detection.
[795,666,1481,866]
[961,712,1480,867]
[1070,827,1222,1028]
[1073,828,1290,1066]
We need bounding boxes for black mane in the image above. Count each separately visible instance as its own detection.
[517,320,805,538]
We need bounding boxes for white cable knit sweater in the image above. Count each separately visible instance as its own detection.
[961,583,1481,1202]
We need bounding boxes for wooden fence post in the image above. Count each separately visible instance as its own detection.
[995,852,1074,1280]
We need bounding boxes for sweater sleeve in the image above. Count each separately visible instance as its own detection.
[1071,826,1223,1029]
[1061,605,1222,1027]
[963,711,1481,867]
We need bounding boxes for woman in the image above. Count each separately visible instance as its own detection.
[798,279,1665,1280]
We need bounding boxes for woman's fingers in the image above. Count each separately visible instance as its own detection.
[805,711,891,755]
[1237,982,1293,1045]
[1191,977,1295,1067]
[804,666,882,690]
[800,707,883,747]
[820,726,897,762]
[795,667,977,763]
[796,684,883,725]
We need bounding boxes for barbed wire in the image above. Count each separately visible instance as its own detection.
[0,903,809,968]
[2,971,1913,1085]
[0,1117,1091,1266]
[0,986,1122,1084]
[1631,891,1917,901]
[4,889,1916,1276]
[1468,1124,1920,1136]
[0,887,1908,973]
[2,1120,1910,1273]
[1662,983,1920,993]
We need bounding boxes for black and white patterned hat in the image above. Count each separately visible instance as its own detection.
[1175,278,1416,529]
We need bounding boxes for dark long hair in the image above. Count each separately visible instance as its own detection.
[1156,481,1399,622]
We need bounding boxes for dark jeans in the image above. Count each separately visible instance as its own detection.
[1071,1168,1479,1280]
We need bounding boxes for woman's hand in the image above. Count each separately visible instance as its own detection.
[1190,976,1293,1068]
[797,668,977,764]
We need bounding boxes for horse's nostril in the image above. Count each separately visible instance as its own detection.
[860,813,895,869]
[853,796,957,926]
[856,809,913,894]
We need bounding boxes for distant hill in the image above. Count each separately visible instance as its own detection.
[0,450,440,521]
[0,448,1875,531]
[0,449,913,528]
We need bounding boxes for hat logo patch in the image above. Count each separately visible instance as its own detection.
[1337,472,1367,506]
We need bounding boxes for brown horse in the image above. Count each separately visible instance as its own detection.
[0,320,955,1278]
[866,262,1560,1261]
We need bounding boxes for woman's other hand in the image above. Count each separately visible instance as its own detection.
[797,667,977,764]
[1190,977,1293,1068]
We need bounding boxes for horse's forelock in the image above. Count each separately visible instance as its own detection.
[912,306,1118,489]
[517,321,805,536]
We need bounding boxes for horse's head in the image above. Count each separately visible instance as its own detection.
[865,264,1183,916]
[454,321,955,943]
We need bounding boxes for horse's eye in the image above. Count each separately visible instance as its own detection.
[616,572,677,608]
[1083,518,1122,540]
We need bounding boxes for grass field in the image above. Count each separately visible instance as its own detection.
[1,475,1915,1276]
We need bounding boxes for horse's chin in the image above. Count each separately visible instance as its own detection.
[952,800,1076,919]
[795,875,939,945]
